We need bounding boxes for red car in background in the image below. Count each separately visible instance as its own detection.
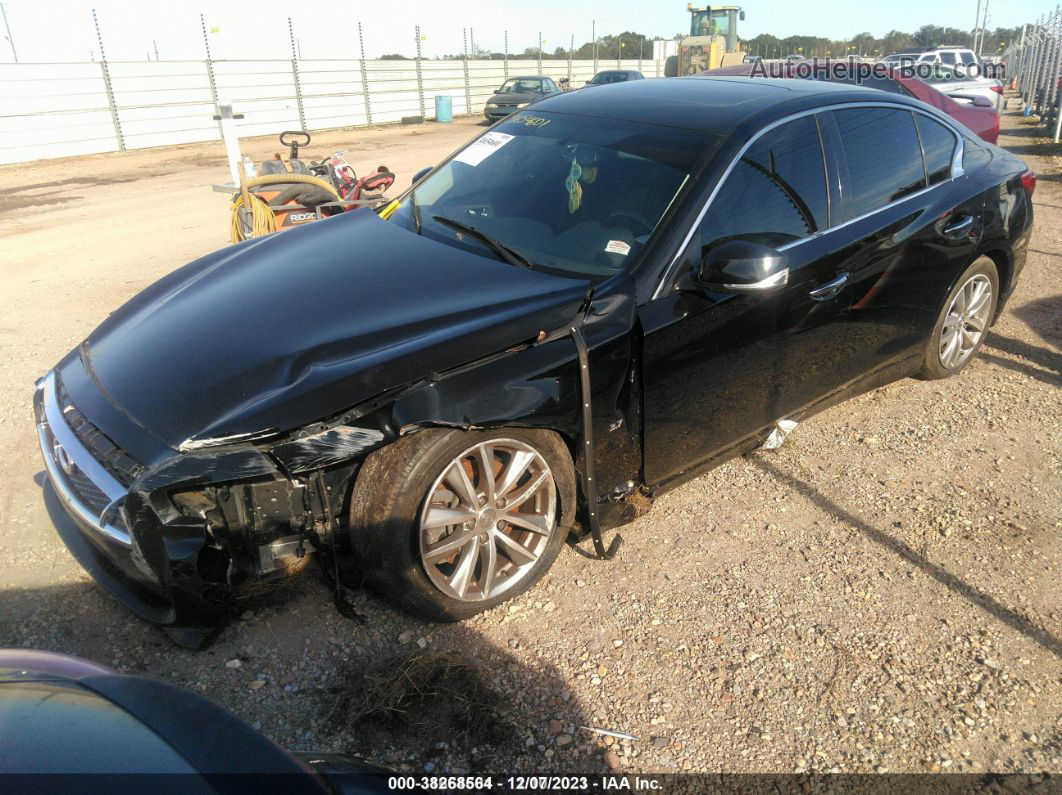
[707,63,1000,144]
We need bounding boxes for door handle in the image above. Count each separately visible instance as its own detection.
[942,215,975,240]
[808,271,848,302]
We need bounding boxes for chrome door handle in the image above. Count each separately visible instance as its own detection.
[943,215,975,239]
[808,271,848,301]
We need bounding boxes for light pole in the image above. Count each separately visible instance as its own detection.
[0,2,17,62]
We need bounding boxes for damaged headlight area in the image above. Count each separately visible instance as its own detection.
[169,479,321,591]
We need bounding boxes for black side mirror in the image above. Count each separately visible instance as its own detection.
[411,166,431,185]
[697,240,788,293]
[494,89,502,94]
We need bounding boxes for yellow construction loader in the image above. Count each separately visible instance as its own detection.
[665,5,748,76]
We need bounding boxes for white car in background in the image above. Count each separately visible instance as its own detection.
[881,46,981,68]
[920,63,1005,112]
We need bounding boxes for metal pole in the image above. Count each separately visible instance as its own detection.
[0,2,17,62]
[358,22,372,125]
[537,32,542,74]
[462,28,471,117]
[92,8,124,151]
[469,27,474,58]
[568,34,573,85]
[415,25,425,121]
[1031,18,1045,113]
[504,30,509,80]
[201,14,222,138]
[1046,12,1062,133]
[973,0,982,54]
[288,18,306,130]
[592,20,597,74]
[978,0,990,57]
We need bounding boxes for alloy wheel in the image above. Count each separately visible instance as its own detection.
[418,439,556,601]
[939,274,992,370]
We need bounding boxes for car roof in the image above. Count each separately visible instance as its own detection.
[529,76,910,135]
[508,75,549,80]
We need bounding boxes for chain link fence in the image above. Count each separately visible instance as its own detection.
[1004,4,1062,142]
[0,31,665,165]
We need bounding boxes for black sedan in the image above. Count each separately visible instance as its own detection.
[483,75,560,121]
[35,77,1034,646]
[585,69,645,86]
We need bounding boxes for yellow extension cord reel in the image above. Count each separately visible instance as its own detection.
[229,173,341,243]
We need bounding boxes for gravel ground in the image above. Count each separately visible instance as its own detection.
[0,106,1058,775]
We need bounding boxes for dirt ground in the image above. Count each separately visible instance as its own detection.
[0,108,1058,776]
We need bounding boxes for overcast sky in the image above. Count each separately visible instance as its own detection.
[0,0,1044,62]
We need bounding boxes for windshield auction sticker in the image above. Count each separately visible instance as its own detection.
[453,131,515,167]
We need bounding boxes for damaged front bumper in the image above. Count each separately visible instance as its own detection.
[34,371,326,648]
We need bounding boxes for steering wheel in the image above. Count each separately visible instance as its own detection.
[605,210,654,237]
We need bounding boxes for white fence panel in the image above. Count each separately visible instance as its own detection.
[0,56,667,164]
[0,62,118,164]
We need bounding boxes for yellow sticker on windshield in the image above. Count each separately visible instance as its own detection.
[512,113,551,127]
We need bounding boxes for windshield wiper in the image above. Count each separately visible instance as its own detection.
[431,215,536,270]
[409,191,422,234]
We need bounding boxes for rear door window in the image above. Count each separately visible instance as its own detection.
[914,114,957,185]
[940,51,957,65]
[960,51,977,65]
[831,107,927,220]
[699,115,829,251]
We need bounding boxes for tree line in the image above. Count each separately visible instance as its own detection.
[380,24,1025,61]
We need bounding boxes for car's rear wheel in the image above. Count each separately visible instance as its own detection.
[919,256,999,380]
[349,428,575,621]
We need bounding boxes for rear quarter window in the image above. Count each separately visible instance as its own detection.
[914,114,957,185]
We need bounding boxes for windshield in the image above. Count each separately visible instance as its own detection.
[500,78,543,94]
[388,111,716,277]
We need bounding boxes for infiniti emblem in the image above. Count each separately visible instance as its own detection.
[52,439,74,476]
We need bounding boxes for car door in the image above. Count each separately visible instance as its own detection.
[639,113,855,486]
[815,106,983,387]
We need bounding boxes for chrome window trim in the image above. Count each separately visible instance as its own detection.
[36,371,131,546]
[653,100,966,299]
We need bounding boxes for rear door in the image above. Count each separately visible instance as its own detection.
[815,106,983,387]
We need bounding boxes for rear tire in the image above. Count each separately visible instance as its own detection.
[349,428,576,621]
[918,256,999,380]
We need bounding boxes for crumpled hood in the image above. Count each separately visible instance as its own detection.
[79,209,590,450]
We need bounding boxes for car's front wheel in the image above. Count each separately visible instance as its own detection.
[349,428,576,621]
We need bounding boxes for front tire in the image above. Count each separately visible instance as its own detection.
[919,256,999,380]
[349,428,576,621]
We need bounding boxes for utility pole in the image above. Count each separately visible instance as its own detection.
[592,19,597,74]
[1,2,17,62]
[973,0,982,53]
[978,0,990,56]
